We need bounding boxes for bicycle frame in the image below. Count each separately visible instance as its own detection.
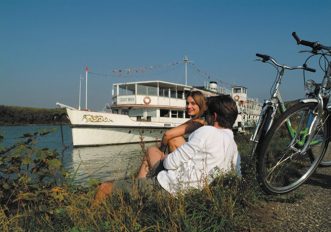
[250,85,283,142]
[250,54,312,157]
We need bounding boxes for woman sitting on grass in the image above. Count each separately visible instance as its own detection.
[160,90,207,152]
[137,90,207,178]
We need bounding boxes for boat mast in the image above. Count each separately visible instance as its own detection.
[78,75,82,110]
[85,66,88,109]
[183,56,189,85]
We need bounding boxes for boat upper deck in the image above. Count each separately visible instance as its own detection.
[111,80,234,108]
[112,80,192,109]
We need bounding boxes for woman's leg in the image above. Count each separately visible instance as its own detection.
[93,181,113,206]
[168,136,186,153]
[136,146,165,178]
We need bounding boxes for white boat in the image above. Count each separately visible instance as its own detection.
[57,60,261,147]
[231,86,262,132]
[57,80,223,146]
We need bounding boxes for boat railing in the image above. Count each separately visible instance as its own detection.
[56,102,77,110]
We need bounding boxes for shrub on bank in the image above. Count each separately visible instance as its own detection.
[0,132,258,231]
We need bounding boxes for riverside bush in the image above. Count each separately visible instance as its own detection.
[0,131,68,228]
[0,131,258,231]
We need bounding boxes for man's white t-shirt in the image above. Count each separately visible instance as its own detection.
[157,125,240,195]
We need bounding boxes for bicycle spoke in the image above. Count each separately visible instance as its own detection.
[265,148,300,182]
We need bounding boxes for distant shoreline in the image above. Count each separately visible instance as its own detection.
[0,105,69,125]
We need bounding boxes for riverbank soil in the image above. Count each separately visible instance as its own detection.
[246,166,331,232]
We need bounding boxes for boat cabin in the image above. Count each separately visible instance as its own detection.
[231,86,262,131]
[111,80,193,123]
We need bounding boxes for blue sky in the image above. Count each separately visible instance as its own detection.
[1,0,331,110]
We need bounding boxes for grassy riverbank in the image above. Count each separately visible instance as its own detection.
[0,132,261,231]
[0,105,68,125]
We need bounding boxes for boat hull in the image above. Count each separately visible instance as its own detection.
[65,108,185,146]
[71,126,168,146]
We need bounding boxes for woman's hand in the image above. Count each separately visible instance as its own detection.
[159,142,167,153]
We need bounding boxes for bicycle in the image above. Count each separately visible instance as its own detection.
[250,53,315,160]
[256,32,331,194]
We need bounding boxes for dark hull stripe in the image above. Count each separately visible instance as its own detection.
[70,124,173,129]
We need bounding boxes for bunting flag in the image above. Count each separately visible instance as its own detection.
[189,63,234,88]
[83,59,234,89]
[87,60,182,78]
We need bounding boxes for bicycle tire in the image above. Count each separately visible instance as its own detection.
[250,106,273,157]
[320,149,331,166]
[319,114,331,167]
[257,102,328,194]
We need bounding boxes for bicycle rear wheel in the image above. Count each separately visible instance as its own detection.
[318,101,331,167]
[319,115,331,166]
[320,148,331,166]
[257,102,327,194]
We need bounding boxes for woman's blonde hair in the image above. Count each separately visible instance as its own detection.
[186,91,207,118]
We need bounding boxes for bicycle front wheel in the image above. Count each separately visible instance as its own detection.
[250,105,273,157]
[257,102,327,194]
[319,135,331,167]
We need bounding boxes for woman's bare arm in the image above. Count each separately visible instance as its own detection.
[160,118,205,149]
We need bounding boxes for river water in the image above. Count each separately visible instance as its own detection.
[0,125,147,184]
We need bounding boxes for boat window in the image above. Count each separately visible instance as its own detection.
[160,109,170,117]
[129,109,144,117]
[233,88,242,93]
[121,109,129,115]
[171,110,178,118]
[129,109,156,118]
[171,110,184,118]
[146,109,156,117]
[159,88,169,97]
[119,84,135,96]
[177,91,184,99]
[137,85,157,96]
[170,90,177,98]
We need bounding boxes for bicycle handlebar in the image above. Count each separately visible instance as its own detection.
[256,53,270,62]
[292,32,331,53]
[302,64,316,73]
[256,53,316,73]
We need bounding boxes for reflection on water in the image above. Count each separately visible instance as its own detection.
[1,125,155,185]
[68,144,146,184]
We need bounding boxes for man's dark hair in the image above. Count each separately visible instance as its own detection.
[207,95,238,129]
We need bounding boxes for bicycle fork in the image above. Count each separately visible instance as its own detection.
[293,97,324,155]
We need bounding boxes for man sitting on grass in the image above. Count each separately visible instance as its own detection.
[94,95,240,203]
